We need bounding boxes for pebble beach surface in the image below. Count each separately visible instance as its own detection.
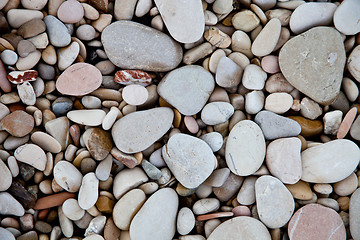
[0,0,360,240]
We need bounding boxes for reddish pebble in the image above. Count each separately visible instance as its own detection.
[196,212,234,221]
[34,192,76,210]
[8,103,26,112]
[38,209,50,220]
[261,55,280,74]
[184,116,199,134]
[0,110,34,137]
[0,59,12,92]
[114,70,152,86]
[69,124,81,146]
[232,206,251,217]
[7,70,38,84]
[337,107,357,139]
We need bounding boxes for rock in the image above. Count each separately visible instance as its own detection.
[215,56,243,88]
[0,192,25,216]
[232,10,260,32]
[205,168,230,187]
[122,85,148,105]
[334,0,360,35]
[17,18,46,39]
[78,172,99,210]
[245,90,264,115]
[52,97,73,116]
[237,176,257,205]
[333,173,358,196]
[0,159,12,191]
[14,144,46,171]
[54,160,83,192]
[184,116,199,134]
[158,65,215,115]
[113,167,149,199]
[342,77,359,102]
[254,111,301,140]
[225,120,265,176]
[290,3,337,34]
[204,27,231,48]
[350,115,360,140]
[56,63,102,96]
[57,42,80,71]
[337,107,357,139]
[242,64,267,90]
[141,160,162,180]
[7,9,44,28]
[348,45,360,82]
[261,55,280,74]
[30,131,61,153]
[67,110,106,126]
[0,228,15,240]
[45,117,71,151]
[163,133,215,189]
[62,198,85,221]
[16,50,42,71]
[44,15,71,47]
[95,155,112,181]
[85,215,106,236]
[114,70,152,86]
[266,137,302,184]
[177,207,195,235]
[113,189,146,230]
[102,21,182,72]
[154,0,204,43]
[279,27,346,105]
[264,93,293,114]
[208,216,271,240]
[1,49,17,65]
[193,198,220,215]
[200,132,223,152]
[83,128,113,160]
[231,30,252,58]
[288,116,323,137]
[130,188,178,240]
[301,139,360,183]
[112,107,173,154]
[0,111,34,137]
[300,97,323,120]
[34,192,76,210]
[288,204,346,240]
[255,175,294,228]
[212,0,233,14]
[57,0,84,24]
[350,188,360,239]
[201,102,234,125]
[17,82,36,105]
[58,206,73,238]
[251,18,281,56]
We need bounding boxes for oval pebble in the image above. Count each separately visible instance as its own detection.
[334,0,360,35]
[62,198,85,221]
[54,160,83,192]
[31,131,61,153]
[201,102,234,125]
[57,0,85,24]
[251,18,281,57]
[177,207,195,235]
[122,85,149,106]
[78,172,99,210]
[200,132,223,152]
[0,160,12,191]
[67,110,106,126]
[14,143,47,171]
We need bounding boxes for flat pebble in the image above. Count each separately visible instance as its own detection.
[114,70,152,86]
[57,0,85,24]
[350,188,360,239]
[62,199,85,221]
[7,9,44,28]
[237,176,257,205]
[348,45,360,83]
[0,228,15,240]
[264,92,293,114]
[67,110,106,126]
[0,192,25,216]
[54,160,83,192]
[232,10,260,32]
[57,42,80,71]
[201,102,234,125]
[261,55,280,74]
[0,111,34,137]
[1,50,17,65]
[44,15,71,47]
[113,167,149,199]
[251,18,281,56]
[216,57,243,88]
[200,132,223,152]
[177,207,195,235]
[245,90,265,115]
[350,115,360,140]
[193,198,220,215]
[31,131,61,153]
[0,159,12,191]
[242,64,267,90]
[78,172,99,210]
[83,127,112,160]
[15,143,46,171]
[334,0,360,35]
[122,85,148,106]
[333,172,358,196]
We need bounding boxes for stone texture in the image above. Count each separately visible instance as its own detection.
[0,192,25,216]
[14,144,47,171]
[334,0,360,35]
[83,128,113,160]
[350,188,360,240]
[348,45,360,82]
[54,160,83,192]
[0,111,34,137]
[113,167,149,199]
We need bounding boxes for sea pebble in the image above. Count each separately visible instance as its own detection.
[62,199,85,221]
[0,192,25,216]
[177,207,195,235]
[333,0,360,35]
[242,64,267,90]
[264,92,293,114]
[0,159,12,191]
[215,57,243,88]
[348,45,360,83]
[0,111,34,137]
[251,18,281,57]
[44,15,71,47]
[114,70,152,86]
[78,172,99,210]
[113,167,149,199]
[201,102,234,125]
[53,160,83,192]
[199,132,223,152]
[14,144,47,171]
[122,85,149,106]
[30,131,61,153]
[350,188,360,239]
[67,110,106,126]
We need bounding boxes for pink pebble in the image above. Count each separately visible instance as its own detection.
[232,206,251,217]
[57,0,84,24]
[122,84,149,106]
[184,116,199,134]
[261,55,280,74]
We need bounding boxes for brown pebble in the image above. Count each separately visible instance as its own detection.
[69,124,81,146]
[288,116,323,137]
[196,212,234,221]
[0,110,34,137]
[96,195,115,213]
[34,192,76,210]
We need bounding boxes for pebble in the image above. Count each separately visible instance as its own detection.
[285,180,313,200]
[78,172,99,210]
[215,56,243,88]
[342,77,359,102]
[163,133,215,188]
[56,63,102,96]
[288,116,323,137]
[231,30,252,58]
[95,155,112,181]
[232,10,260,32]
[212,0,232,14]
[113,189,146,230]
[0,228,15,240]
[193,198,220,215]
[57,42,80,71]
[31,131,61,153]
[201,102,234,125]
[245,90,265,114]
[154,0,204,43]
[288,204,345,240]
[337,107,357,139]
[237,176,257,205]
[251,18,281,57]
[102,21,182,71]
[200,132,223,152]
[45,116,71,151]
[0,159,12,191]
[254,111,301,140]
[62,199,85,221]
[184,116,199,134]
[242,64,267,90]
[33,192,76,209]
[114,70,152,86]
[350,188,360,239]
[301,139,360,183]
[113,167,149,199]
[14,143,46,171]
[122,85,149,106]
[58,206,73,238]
[0,192,25,216]
[348,45,360,83]
[67,109,106,126]
[57,0,84,24]
[350,115,360,140]
[266,137,302,184]
[112,107,173,154]
[44,15,71,47]
[53,160,83,192]
[130,188,178,240]
[1,49,17,65]
[225,120,265,176]
[333,0,360,35]
[7,9,44,28]
[333,172,358,196]
[300,97,323,120]
[82,96,102,109]
[177,207,195,235]
[17,82,36,105]
[208,216,271,240]
[255,175,294,228]
[158,65,215,115]
[204,27,231,48]
[83,127,112,160]
[261,55,280,74]
[264,92,293,114]
[279,27,346,105]
[0,111,34,137]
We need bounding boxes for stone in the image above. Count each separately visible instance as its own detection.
[54,160,83,192]
[7,9,44,28]
[45,117,71,151]
[255,111,301,140]
[78,172,99,210]
[58,206,73,238]
[57,42,80,71]
[208,216,271,240]
[17,18,46,38]
[193,198,220,215]
[130,188,178,240]
[337,107,357,139]
[300,97,323,120]
[204,27,231,48]
[0,228,15,240]
[237,176,257,205]
[14,144,46,171]
[141,160,162,180]
[252,18,281,56]
[242,64,267,90]
[95,155,112,181]
[255,175,294,228]
[102,21,182,72]
[0,111,34,137]
[44,15,71,47]
[17,82,36,105]
[16,50,42,71]
[342,77,359,102]
[114,70,152,86]
[231,30,252,58]
[0,159,12,191]
[225,120,266,176]
[122,85,148,105]
[334,0,360,35]
[212,0,233,14]
[348,45,360,83]
[154,0,204,43]
[200,132,223,152]
[333,173,358,197]
[56,63,102,96]
[0,192,25,216]
[201,102,234,125]
[215,56,242,88]
[96,195,114,214]
[158,65,215,115]
[67,110,106,126]
[350,115,360,140]
[30,131,61,153]
[279,27,346,105]
[288,116,323,137]
[184,116,199,134]
[163,133,215,188]
[57,0,84,24]
[288,204,346,240]
[112,107,173,153]
[8,70,38,85]
[301,139,360,183]
[245,90,264,115]
[62,198,85,221]
[1,49,17,65]
[177,207,195,235]
[85,216,106,236]
[113,189,146,230]
[83,128,112,160]
[34,192,76,209]
[113,167,149,199]
[264,93,293,114]
[232,10,260,32]
[350,188,360,239]
[261,55,280,74]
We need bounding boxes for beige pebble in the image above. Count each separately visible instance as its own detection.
[31,131,62,153]
[251,18,281,57]
[232,10,260,32]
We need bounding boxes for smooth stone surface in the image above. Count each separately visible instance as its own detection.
[348,45,360,82]
[0,192,25,216]
[264,92,293,114]
[290,3,337,34]
[333,173,358,196]
[54,160,83,192]
[113,167,149,199]
[334,0,360,35]
[215,57,243,88]
[163,133,215,189]
[112,107,173,154]
[350,115,360,140]
[226,120,265,176]
[67,110,106,126]
[200,132,223,152]
[154,0,204,43]
[237,176,257,205]
[122,85,149,106]
[14,144,46,171]
[0,159,12,191]
[201,102,234,125]
[254,111,301,140]
[56,63,102,96]
[208,216,271,240]
[57,42,80,71]
[45,116,71,151]
[130,188,178,240]
[350,188,360,239]
[44,15,71,47]
[255,175,294,228]
[288,204,346,240]
[266,137,302,184]
[17,82,36,105]
[301,139,360,183]
[31,131,61,153]
[177,207,195,235]
[0,111,34,137]
[7,9,44,28]
[83,128,113,160]
[78,172,99,210]
[102,21,182,72]
[0,228,15,240]
[251,18,281,57]
[242,64,267,90]
[57,0,85,24]
[232,10,260,32]
[193,198,220,215]
[62,199,85,221]
[158,65,215,115]
[279,27,346,105]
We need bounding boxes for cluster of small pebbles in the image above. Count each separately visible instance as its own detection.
[0,0,360,239]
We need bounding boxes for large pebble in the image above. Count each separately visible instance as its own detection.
[14,144,47,171]
[0,111,34,137]
[208,216,271,240]
[44,15,71,47]
[301,139,360,183]
[130,188,178,240]
[154,0,204,43]
[113,167,149,199]
[31,131,61,153]
[0,192,25,216]
[54,160,83,192]
[112,107,173,154]
[201,102,234,125]
[102,21,182,72]
[158,65,215,115]
[163,133,215,189]
[57,0,85,24]
[334,0,360,35]
[255,175,294,228]
[78,172,99,210]
[225,120,265,176]
[279,27,346,105]
[251,18,281,57]
[288,204,345,240]
[348,45,360,82]
[350,188,360,239]
[67,110,106,126]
